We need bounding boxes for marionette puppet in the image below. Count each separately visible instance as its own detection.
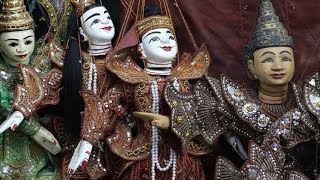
[68,4,212,180]
[165,0,318,179]
[58,0,120,179]
[0,0,64,179]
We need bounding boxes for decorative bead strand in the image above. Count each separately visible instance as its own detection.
[150,80,176,180]
[92,63,97,94]
[87,62,98,94]
[87,63,93,91]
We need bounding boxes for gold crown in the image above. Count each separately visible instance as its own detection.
[71,0,96,15]
[136,16,174,37]
[0,0,34,31]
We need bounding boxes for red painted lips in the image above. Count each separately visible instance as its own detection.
[101,26,112,31]
[161,46,172,51]
[16,54,27,58]
[270,73,286,79]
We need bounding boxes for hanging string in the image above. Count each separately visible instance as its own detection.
[173,0,198,51]
[116,0,134,45]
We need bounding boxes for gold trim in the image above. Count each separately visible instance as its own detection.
[136,16,174,37]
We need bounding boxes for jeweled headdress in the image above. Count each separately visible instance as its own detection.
[136,16,174,37]
[71,0,96,15]
[0,0,34,31]
[244,0,293,60]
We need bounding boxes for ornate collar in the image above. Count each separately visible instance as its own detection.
[221,75,317,133]
[106,44,210,84]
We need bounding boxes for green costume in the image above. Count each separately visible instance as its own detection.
[0,49,59,179]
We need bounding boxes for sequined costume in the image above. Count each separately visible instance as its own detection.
[0,52,60,180]
[304,72,320,122]
[102,44,212,179]
[165,0,318,179]
[0,0,72,179]
[165,66,318,179]
[58,51,116,180]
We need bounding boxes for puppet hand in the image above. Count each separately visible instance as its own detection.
[226,135,248,160]
[32,126,62,155]
[0,111,24,133]
[67,140,93,173]
[132,112,170,129]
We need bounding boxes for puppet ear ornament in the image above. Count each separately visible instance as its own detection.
[137,43,147,59]
[79,27,89,42]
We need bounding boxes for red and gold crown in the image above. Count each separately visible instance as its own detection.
[71,0,96,15]
[136,15,174,37]
[0,0,34,31]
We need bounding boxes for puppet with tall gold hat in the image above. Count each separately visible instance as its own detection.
[0,0,64,179]
[164,0,318,178]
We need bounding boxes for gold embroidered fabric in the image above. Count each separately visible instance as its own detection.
[106,44,210,85]
[41,68,63,106]
[13,65,62,119]
[13,64,45,119]
[80,90,113,145]
[136,15,174,37]
[168,45,210,80]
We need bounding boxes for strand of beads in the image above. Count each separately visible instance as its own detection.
[87,62,98,94]
[150,80,177,180]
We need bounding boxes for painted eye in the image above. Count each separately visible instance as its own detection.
[107,16,111,20]
[281,56,291,62]
[8,42,18,47]
[149,37,160,43]
[262,57,273,63]
[91,19,101,26]
[169,36,175,40]
[25,40,33,45]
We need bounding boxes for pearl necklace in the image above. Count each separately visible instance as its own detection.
[87,62,97,94]
[151,80,177,180]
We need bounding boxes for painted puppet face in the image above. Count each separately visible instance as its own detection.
[248,46,295,87]
[0,29,35,66]
[140,28,177,65]
[80,6,115,43]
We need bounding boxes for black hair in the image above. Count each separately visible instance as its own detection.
[62,37,83,135]
[143,4,163,17]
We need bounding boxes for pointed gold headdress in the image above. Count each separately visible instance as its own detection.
[244,0,293,60]
[71,0,96,16]
[0,0,34,31]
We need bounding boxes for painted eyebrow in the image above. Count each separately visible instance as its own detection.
[260,51,275,57]
[24,35,33,39]
[279,50,292,56]
[84,13,100,22]
[5,39,18,41]
[143,31,161,40]
[166,30,173,34]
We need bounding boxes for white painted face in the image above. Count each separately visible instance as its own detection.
[80,6,115,43]
[140,28,177,64]
[0,29,35,65]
